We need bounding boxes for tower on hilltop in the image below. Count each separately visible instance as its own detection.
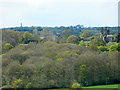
[20,22,22,27]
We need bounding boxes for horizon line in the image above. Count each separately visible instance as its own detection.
[0,24,118,29]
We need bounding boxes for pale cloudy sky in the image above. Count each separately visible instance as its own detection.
[0,0,119,28]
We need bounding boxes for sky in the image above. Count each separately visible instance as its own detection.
[0,0,119,28]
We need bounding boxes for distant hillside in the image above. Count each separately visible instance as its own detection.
[2,25,119,36]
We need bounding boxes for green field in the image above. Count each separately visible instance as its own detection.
[83,84,119,88]
[48,84,120,90]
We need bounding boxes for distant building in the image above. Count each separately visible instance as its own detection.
[84,41,90,43]
[100,27,114,43]
[40,37,45,39]
[106,35,114,42]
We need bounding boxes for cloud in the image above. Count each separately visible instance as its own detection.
[0,0,118,28]
[0,0,119,9]
[1,0,118,5]
[0,0,25,3]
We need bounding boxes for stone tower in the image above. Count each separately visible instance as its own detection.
[21,22,22,27]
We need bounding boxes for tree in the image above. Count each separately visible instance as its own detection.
[33,29,41,41]
[114,32,120,43]
[66,35,80,44]
[41,29,49,37]
[98,46,107,52]
[10,52,29,65]
[19,31,33,44]
[87,45,98,51]
[25,82,32,88]
[109,43,120,52]
[61,30,72,39]
[40,29,56,41]
[36,27,43,31]
[71,82,81,88]
[90,37,106,46]
[80,64,89,86]
[12,79,23,88]
[3,43,13,53]
[33,29,39,36]
[79,41,87,47]
[80,30,91,39]
[2,30,21,46]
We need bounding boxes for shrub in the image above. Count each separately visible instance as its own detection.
[3,43,13,53]
[98,46,107,52]
[90,37,106,46]
[71,82,81,88]
[66,35,80,44]
[79,41,86,46]
[12,79,23,88]
[25,82,32,88]
[56,57,64,62]
[109,44,118,52]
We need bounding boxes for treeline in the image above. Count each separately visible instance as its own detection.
[1,29,120,89]
[2,30,120,54]
[2,41,120,88]
[2,25,118,36]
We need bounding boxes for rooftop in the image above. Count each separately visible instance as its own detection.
[107,35,114,37]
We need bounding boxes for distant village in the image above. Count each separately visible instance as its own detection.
[1,23,119,43]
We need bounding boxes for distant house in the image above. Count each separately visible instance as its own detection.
[40,37,45,39]
[103,34,114,43]
[107,35,113,37]
[106,35,114,42]
[100,27,115,43]
[84,41,90,43]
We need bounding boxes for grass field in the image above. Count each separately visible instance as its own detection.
[83,84,119,88]
[48,84,120,90]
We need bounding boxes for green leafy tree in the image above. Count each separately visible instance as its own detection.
[71,82,81,88]
[19,31,33,44]
[41,29,49,37]
[40,29,56,41]
[90,37,106,46]
[109,43,120,51]
[87,45,98,51]
[33,29,39,35]
[62,30,72,39]
[2,30,21,46]
[56,57,64,62]
[12,79,23,88]
[98,46,107,52]
[10,52,29,65]
[66,35,80,44]
[3,43,13,53]
[25,82,32,88]
[117,43,120,51]
[79,41,88,47]
[114,32,120,42]
[80,64,89,86]
[80,30,91,39]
